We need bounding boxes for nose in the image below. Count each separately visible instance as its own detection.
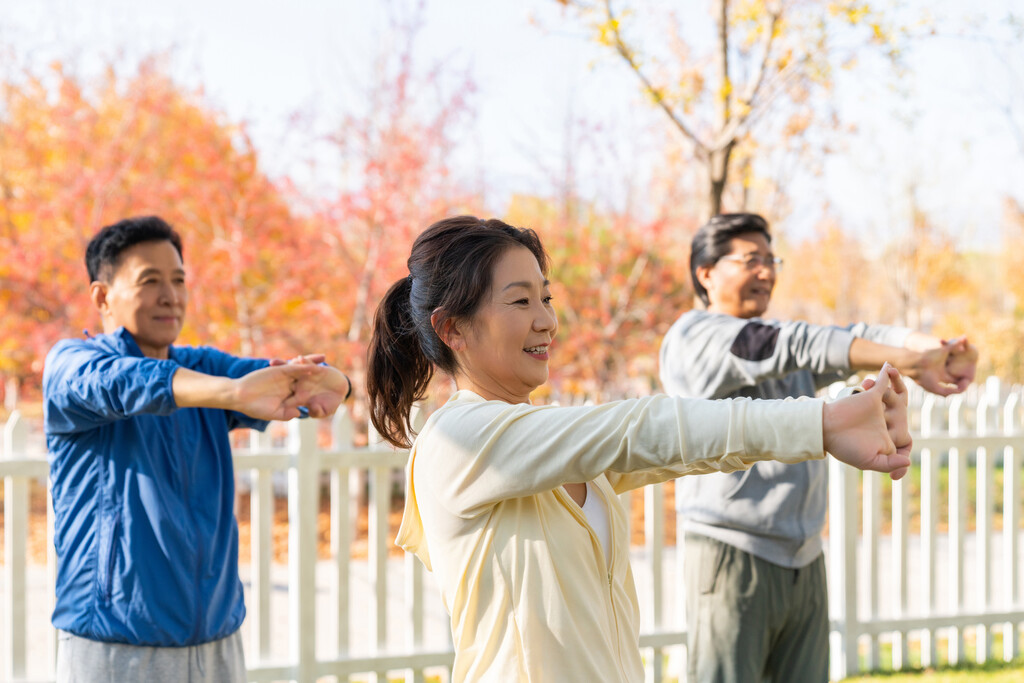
[533,302,558,334]
[159,282,182,305]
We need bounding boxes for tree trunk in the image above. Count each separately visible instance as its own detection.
[707,143,734,218]
[707,0,732,219]
[348,233,381,343]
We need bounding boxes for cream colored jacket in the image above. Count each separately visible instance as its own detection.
[396,390,825,682]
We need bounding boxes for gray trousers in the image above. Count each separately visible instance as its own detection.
[684,534,828,683]
[56,630,247,683]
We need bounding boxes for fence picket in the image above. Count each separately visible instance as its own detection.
[977,385,996,663]
[921,392,940,667]
[949,395,967,663]
[1004,392,1022,662]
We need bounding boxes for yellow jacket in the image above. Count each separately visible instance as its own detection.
[396,390,825,682]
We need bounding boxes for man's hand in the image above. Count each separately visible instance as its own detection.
[944,336,978,392]
[900,332,977,396]
[290,365,350,418]
[231,364,331,421]
[910,344,961,396]
[268,354,352,418]
[823,363,912,481]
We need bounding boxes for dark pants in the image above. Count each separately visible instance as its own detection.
[684,534,829,683]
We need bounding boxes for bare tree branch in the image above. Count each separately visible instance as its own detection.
[601,0,709,156]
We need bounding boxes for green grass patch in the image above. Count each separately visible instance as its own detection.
[843,658,1024,682]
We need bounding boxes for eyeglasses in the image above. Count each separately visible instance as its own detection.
[717,254,784,271]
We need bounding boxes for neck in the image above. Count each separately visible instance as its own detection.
[454,374,532,404]
[105,324,170,359]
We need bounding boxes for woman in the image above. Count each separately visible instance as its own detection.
[367,216,910,682]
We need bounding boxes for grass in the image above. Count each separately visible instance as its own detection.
[843,630,1024,682]
[843,659,1024,682]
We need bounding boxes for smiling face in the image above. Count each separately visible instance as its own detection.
[90,239,187,359]
[697,232,776,319]
[446,246,558,403]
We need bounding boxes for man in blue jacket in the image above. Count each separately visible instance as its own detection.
[43,216,351,682]
[659,213,978,683]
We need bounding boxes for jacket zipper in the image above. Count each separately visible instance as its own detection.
[560,483,630,681]
[595,484,629,682]
[176,413,204,643]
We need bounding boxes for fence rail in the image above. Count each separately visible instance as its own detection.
[3,378,1024,682]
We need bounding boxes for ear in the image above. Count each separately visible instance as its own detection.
[695,264,715,295]
[89,281,110,315]
[430,310,465,352]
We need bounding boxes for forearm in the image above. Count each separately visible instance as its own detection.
[172,367,238,410]
[848,337,924,379]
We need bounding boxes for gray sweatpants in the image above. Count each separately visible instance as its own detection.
[56,630,247,683]
[684,533,828,683]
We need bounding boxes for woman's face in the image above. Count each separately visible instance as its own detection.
[449,246,558,403]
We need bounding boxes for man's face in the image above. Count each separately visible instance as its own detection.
[92,240,187,359]
[698,232,777,319]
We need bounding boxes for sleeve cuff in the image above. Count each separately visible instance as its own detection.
[827,328,856,372]
[156,360,182,411]
[740,396,826,465]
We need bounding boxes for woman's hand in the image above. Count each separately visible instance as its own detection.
[822,363,912,480]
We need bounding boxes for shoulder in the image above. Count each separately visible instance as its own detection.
[44,334,120,376]
[728,318,785,361]
[666,310,778,344]
[415,392,552,452]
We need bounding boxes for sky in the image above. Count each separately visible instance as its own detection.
[2,0,1022,249]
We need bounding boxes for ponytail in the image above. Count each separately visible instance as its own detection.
[366,215,550,449]
[367,277,434,448]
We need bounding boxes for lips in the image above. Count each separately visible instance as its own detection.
[523,344,551,360]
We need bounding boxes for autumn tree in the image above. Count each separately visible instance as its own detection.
[297,5,479,389]
[504,194,693,400]
[0,57,313,406]
[878,191,970,331]
[550,0,912,219]
[769,213,870,325]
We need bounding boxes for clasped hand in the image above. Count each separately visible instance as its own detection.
[235,357,349,421]
[914,336,979,396]
[823,363,913,481]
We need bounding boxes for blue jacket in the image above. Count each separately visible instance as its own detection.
[43,328,269,646]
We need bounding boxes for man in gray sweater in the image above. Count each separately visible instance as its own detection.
[659,213,977,683]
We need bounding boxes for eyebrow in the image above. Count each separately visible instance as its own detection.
[502,280,550,292]
[136,267,186,279]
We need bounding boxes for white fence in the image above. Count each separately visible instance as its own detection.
[2,378,1024,682]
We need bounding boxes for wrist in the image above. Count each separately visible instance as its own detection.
[896,348,924,380]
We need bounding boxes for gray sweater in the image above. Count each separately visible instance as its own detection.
[658,309,911,568]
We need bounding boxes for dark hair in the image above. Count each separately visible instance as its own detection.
[690,213,771,306]
[367,215,549,448]
[85,216,184,283]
